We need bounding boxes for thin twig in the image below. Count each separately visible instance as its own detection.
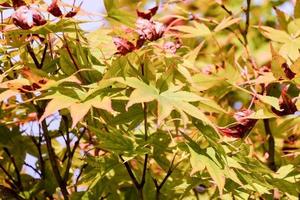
[3,148,22,190]
[63,34,85,82]
[63,128,86,182]
[40,114,69,199]
[74,163,87,192]
[0,163,18,189]
[24,163,42,177]
[243,0,251,45]
[40,43,48,69]
[26,44,41,69]
[139,103,148,189]
[153,153,178,199]
[119,156,140,188]
[220,4,232,15]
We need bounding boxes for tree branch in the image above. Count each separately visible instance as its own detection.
[63,128,86,183]
[153,153,178,199]
[74,163,87,192]
[24,162,41,177]
[243,0,251,45]
[0,163,18,189]
[30,134,45,179]
[39,114,69,199]
[3,148,22,190]
[0,185,25,200]
[119,155,140,189]
[26,44,41,69]
[139,103,148,190]
[40,43,48,69]
[63,34,85,83]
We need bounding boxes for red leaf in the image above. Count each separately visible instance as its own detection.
[47,0,62,17]
[65,10,78,18]
[218,109,257,138]
[271,86,297,116]
[136,18,165,41]
[12,6,46,29]
[12,0,26,8]
[32,9,46,26]
[12,6,34,30]
[136,6,158,20]
[0,2,12,7]
[281,63,296,80]
[113,37,136,55]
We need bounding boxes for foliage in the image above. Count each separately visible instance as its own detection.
[0,0,299,199]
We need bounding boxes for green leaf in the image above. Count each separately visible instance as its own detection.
[172,21,211,38]
[274,7,289,30]
[188,146,225,194]
[275,164,294,179]
[214,17,240,32]
[257,95,281,111]
[258,26,290,43]
[89,126,136,155]
[270,44,287,79]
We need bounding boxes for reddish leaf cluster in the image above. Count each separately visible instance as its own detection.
[114,6,165,55]
[218,109,257,138]
[12,6,46,30]
[47,0,80,18]
[271,86,298,116]
[47,0,62,17]
[11,0,80,30]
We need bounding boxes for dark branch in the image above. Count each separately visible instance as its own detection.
[0,163,18,189]
[40,43,48,69]
[153,153,178,199]
[63,128,86,182]
[119,155,140,189]
[26,44,41,69]
[3,148,22,190]
[74,163,87,192]
[40,114,69,199]
[243,0,251,45]
[24,162,42,177]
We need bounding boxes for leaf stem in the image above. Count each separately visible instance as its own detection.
[243,0,251,45]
